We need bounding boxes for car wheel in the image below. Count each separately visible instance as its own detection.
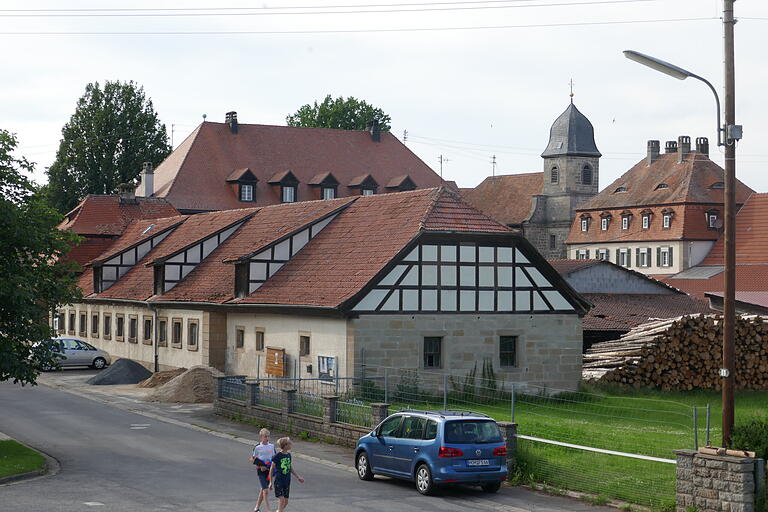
[356,451,374,481]
[415,464,435,496]
[481,482,502,493]
[92,357,107,369]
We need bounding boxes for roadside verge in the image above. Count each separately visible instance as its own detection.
[0,434,60,486]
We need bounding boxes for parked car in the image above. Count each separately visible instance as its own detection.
[43,337,111,370]
[354,410,507,495]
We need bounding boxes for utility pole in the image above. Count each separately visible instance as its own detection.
[491,155,497,177]
[171,123,175,148]
[403,129,408,141]
[437,154,450,181]
[721,0,737,447]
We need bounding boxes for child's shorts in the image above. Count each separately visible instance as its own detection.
[257,469,270,490]
[274,482,290,499]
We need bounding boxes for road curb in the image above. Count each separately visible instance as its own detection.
[0,439,61,487]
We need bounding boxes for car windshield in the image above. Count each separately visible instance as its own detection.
[444,420,503,444]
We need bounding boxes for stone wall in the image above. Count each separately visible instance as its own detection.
[676,449,762,512]
[213,378,386,448]
[352,313,583,391]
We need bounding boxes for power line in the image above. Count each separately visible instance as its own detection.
[0,17,717,36]
[0,0,655,16]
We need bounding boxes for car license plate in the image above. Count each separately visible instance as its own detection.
[467,459,490,466]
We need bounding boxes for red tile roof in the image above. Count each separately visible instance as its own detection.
[577,152,753,210]
[699,193,768,265]
[66,238,115,271]
[581,293,714,331]
[662,264,768,300]
[460,173,543,226]
[90,216,186,265]
[146,122,443,211]
[79,187,517,309]
[59,195,179,236]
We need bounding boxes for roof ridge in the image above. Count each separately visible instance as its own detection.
[418,186,445,230]
[162,123,203,199]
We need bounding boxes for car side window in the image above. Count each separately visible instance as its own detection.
[378,416,403,437]
[62,339,76,350]
[402,417,426,440]
[424,420,438,440]
[74,341,87,350]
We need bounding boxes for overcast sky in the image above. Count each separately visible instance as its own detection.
[3,0,767,193]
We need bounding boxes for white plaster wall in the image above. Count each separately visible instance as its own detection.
[62,304,206,370]
[686,241,716,268]
[225,313,349,379]
[568,241,685,275]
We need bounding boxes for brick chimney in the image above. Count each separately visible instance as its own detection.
[367,119,381,142]
[696,137,709,157]
[139,161,154,197]
[117,183,137,204]
[677,135,691,163]
[665,140,678,154]
[225,111,238,134]
[646,140,660,166]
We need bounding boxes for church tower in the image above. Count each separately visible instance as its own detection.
[526,101,601,259]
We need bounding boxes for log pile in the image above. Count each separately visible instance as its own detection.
[583,314,768,390]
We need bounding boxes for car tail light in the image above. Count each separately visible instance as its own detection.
[493,446,507,457]
[438,446,464,458]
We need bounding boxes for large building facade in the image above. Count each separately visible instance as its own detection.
[57,188,590,391]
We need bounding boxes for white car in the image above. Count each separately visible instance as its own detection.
[45,337,111,370]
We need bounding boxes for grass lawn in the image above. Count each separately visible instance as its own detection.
[0,440,45,479]
[379,385,768,509]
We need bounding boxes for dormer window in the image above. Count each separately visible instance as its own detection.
[349,174,379,196]
[240,184,254,202]
[709,182,725,190]
[614,186,627,193]
[282,185,297,203]
[580,214,592,232]
[550,167,559,184]
[601,218,608,231]
[362,188,375,196]
[322,187,336,200]
[663,214,671,228]
[655,183,669,190]
[386,175,417,192]
[621,213,632,230]
[308,172,340,200]
[641,210,652,230]
[706,209,719,228]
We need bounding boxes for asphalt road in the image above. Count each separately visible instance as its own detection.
[0,378,606,512]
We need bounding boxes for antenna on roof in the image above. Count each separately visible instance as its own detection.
[569,78,575,103]
[491,155,497,178]
[437,154,450,182]
[403,129,408,141]
[202,114,207,122]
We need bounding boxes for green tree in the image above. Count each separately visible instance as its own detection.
[0,129,82,385]
[286,95,392,131]
[47,81,171,213]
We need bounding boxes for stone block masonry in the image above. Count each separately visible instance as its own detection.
[676,449,763,512]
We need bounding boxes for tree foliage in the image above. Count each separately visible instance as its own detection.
[47,81,171,213]
[0,129,82,385]
[286,95,392,131]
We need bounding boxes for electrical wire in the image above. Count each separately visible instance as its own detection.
[0,17,718,35]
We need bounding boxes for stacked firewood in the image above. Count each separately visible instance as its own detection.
[583,314,768,390]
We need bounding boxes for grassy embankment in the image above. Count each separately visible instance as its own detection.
[0,440,45,479]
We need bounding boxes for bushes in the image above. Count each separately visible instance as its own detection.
[729,415,768,459]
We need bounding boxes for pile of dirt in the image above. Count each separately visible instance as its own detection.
[145,366,224,403]
[137,368,187,388]
[87,359,152,386]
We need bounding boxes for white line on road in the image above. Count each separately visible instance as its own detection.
[83,502,104,506]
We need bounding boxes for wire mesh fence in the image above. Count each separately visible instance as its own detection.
[294,391,324,418]
[221,376,246,401]
[255,384,283,410]
[335,399,373,428]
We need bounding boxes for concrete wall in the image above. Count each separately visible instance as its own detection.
[351,313,582,391]
[568,241,685,275]
[561,263,675,294]
[225,312,349,379]
[60,303,206,370]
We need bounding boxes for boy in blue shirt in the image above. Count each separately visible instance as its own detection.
[268,437,304,512]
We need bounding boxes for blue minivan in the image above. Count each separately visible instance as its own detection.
[354,410,507,495]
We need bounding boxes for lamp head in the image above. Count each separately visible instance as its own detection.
[623,50,692,80]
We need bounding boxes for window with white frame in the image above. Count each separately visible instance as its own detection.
[239,184,254,202]
[622,216,630,230]
[282,185,297,203]
[352,241,574,313]
[581,219,589,232]
[597,249,609,261]
[576,249,590,260]
[663,214,671,229]
[642,215,650,229]
[619,248,630,267]
[321,186,336,200]
[707,212,718,228]
[659,247,673,267]
[601,218,609,231]
[638,248,651,267]
[361,187,375,196]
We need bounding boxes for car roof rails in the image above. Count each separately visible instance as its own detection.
[395,409,491,419]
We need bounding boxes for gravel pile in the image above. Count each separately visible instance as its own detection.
[145,366,224,403]
[137,368,187,388]
[86,359,152,386]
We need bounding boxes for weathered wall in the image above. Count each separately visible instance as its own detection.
[676,449,761,512]
[225,312,349,379]
[561,263,675,294]
[351,313,583,391]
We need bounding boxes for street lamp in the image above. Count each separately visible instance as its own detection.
[624,36,741,447]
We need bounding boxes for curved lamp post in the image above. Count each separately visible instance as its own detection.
[623,40,742,447]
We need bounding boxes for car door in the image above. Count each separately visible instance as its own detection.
[75,340,96,365]
[59,339,78,366]
[392,416,427,476]
[369,415,403,475]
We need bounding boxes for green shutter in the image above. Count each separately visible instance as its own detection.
[626,249,632,268]
[615,248,620,263]
[586,249,590,259]
[657,247,661,267]
[635,248,640,266]
[668,246,674,267]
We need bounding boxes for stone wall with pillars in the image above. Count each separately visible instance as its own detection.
[213,377,383,448]
[675,449,762,512]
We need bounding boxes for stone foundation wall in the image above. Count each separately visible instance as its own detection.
[676,449,761,512]
[213,378,383,448]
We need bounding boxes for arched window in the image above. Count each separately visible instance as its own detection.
[581,164,593,185]
[550,167,559,184]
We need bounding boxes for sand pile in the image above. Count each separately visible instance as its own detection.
[87,359,152,385]
[138,368,187,388]
[145,366,224,403]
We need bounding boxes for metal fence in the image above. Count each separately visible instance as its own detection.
[221,376,246,401]
[294,391,324,418]
[255,383,283,410]
[335,399,373,428]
